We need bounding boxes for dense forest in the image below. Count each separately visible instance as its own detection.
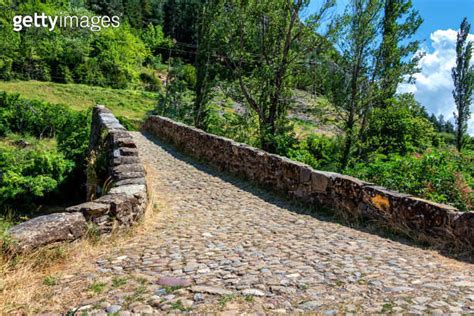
[0,0,472,233]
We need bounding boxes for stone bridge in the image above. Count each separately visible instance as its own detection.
[4,108,474,315]
[63,130,473,314]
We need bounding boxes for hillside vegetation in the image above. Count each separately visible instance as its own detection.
[0,81,156,121]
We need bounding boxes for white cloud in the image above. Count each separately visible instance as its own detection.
[398,29,474,135]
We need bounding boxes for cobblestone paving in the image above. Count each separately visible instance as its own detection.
[69,132,473,315]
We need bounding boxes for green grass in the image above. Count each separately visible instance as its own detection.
[123,284,148,308]
[43,275,59,286]
[111,276,128,288]
[170,300,190,312]
[88,281,107,295]
[0,133,57,151]
[0,209,15,240]
[163,285,182,294]
[218,294,235,307]
[0,80,157,121]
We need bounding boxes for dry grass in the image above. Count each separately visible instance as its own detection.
[0,173,161,314]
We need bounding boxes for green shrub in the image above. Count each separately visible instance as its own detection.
[139,70,163,92]
[285,134,341,171]
[0,135,73,206]
[360,95,439,157]
[0,92,91,214]
[348,149,473,211]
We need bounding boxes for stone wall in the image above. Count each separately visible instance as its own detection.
[8,106,147,253]
[144,115,474,251]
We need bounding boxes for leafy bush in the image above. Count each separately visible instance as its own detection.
[0,92,91,213]
[155,60,195,123]
[140,70,163,92]
[0,135,73,206]
[282,134,341,171]
[0,92,71,138]
[348,149,474,211]
[360,95,439,157]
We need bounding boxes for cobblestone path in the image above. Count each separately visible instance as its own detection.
[70,132,473,315]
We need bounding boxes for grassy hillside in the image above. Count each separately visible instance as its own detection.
[0,81,340,139]
[289,90,342,138]
[0,80,157,121]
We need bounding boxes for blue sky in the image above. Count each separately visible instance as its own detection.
[307,0,474,134]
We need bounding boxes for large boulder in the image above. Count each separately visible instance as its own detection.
[8,212,87,253]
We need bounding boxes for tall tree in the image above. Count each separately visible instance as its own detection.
[86,0,124,17]
[193,0,221,129]
[331,0,382,170]
[378,0,422,105]
[452,17,473,152]
[358,0,422,145]
[163,0,201,45]
[215,0,334,152]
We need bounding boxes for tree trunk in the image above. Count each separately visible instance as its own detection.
[340,110,355,171]
[260,117,277,153]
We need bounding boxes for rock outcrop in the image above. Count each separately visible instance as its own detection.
[8,212,87,252]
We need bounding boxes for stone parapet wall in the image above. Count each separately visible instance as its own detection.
[144,115,473,251]
[71,105,147,233]
[8,106,147,253]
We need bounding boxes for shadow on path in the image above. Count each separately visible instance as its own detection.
[140,131,473,264]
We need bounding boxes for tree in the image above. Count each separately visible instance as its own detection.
[330,0,382,170]
[86,0,124,16]
[215,0,334,152]
[359,0,422,144]
[361,94,438,156]
[163,0,201,45]
[377,0,422,105]
[193,0,221,129]
[452,17,473,152]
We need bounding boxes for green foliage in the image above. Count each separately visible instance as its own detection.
[207,0,334,152]
[0,1,162,90]
[142,23,171,54]
[452,17,473,152]
[76,24,148,88]
[205,96,260,147]
[43,275,59,286]
[87,0,164,28]
[155,60,195,124]
[0,135,73,206]
[377,0,422,104]
[139,70,163,92]
[360,94,439,156]
[286,134,341,171]
[0,92,90,213]
[348,149,473,211]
